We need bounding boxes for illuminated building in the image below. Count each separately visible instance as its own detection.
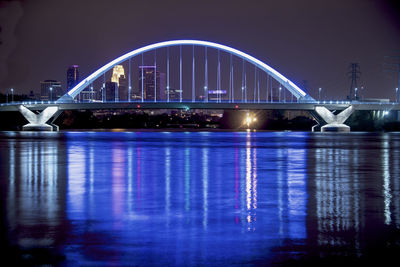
[111,65,129,101]
[67,65,80,101]
[138,66,166,101]
[166,87,180,101]
[118,75,128,101]
[40,80,62,101]
[105,81,118,102]
[111,65,124,86]
[67,65,79,90]
[208,89,227,101]
[80,85,95,102]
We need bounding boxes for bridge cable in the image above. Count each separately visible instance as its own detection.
[254,66,256,102]
[154,50,157,102]
[217,49,221,102]
[128,58,131,102]
[167,47,170,102]
[141,53,144,102]
[192,45,195,103]
[204,47,208,102]
[229,54,233,103]
[180,45,182,102]
[257,71,260,103]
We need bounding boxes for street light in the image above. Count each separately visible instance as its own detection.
[49,86,53,102]
[354,87,358,100]
[279,86,282,102]
[244,113,257,129]
[10,88,14,103]
[318,87,321,101]
[396,87,399,102]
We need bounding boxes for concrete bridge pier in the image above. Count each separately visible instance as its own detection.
[18,105,60,131]
[312,105,354,132]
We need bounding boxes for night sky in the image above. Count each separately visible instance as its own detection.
[1,0,400,100]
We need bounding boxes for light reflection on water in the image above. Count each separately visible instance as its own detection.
[1,131,400,265]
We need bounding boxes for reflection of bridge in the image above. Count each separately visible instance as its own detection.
[0,40,399,131]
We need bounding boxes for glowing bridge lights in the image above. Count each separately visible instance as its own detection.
[61,40,310,102]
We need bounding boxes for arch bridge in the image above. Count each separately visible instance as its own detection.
[1,40,398,131]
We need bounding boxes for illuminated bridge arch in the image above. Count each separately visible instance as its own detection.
[58,40,314,102]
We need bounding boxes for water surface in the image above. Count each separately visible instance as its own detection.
[1,131,400,265]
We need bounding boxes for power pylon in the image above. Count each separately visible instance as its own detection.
[384,54,400,102]
[347,63,361,100]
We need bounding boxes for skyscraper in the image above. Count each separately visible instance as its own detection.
[67,65,79,90]
[138,66,165,101]
[40,80,62,101]
[111,65,127,101]
[67,65,80,100]
[105,81,118,102]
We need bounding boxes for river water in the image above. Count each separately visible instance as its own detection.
[0,131,400,266]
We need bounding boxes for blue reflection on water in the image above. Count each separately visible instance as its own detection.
[63,131,308,265]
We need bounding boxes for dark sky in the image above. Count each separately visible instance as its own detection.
[1,0,400,100]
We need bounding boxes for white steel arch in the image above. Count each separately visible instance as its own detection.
[58,40,313,102]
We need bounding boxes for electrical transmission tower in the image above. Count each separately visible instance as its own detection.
[384,54,400,102]
[347,63,361,101]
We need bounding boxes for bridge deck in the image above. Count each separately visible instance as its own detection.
[0,101,399,112]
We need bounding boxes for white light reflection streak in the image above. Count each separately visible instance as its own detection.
[382,136,392,225]
[245,131,257,229]
[277,149,284,236]
[252,144,257,211]
[202,146,208,229]
[67,145,86,216]
[165,147,171,226]
[287,147,307,240]
[127,145,133,213]
[246,132,252,218]
[393,140,400,229]
[112,144,125,224]
[88,144,94,216]
[185,147,190,211]
[7,140,16,229]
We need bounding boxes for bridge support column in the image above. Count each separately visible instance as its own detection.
[313,105,354,132]
[18,105,60,131]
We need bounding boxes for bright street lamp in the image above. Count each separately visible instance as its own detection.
[10,88,14,102]
[244,113,257,129]
[279,87,282,102]
[396,87,399,102]
[49,86,53,101]
[318,87,321,101]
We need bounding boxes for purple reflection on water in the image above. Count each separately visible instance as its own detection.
[2,131,400,265]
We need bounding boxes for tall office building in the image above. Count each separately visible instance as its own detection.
[111,65,128,101]
[138,66,166,101]
[67,65,80,101]
[40,80,62,101]
[111,65,124,86]
[67,65,79,90]
[105,81,118,102]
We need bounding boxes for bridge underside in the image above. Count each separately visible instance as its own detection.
[1,102,398,132]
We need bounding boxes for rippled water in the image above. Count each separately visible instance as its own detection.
[1,131,400,266]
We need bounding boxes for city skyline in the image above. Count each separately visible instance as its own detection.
[1,0,400,101]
